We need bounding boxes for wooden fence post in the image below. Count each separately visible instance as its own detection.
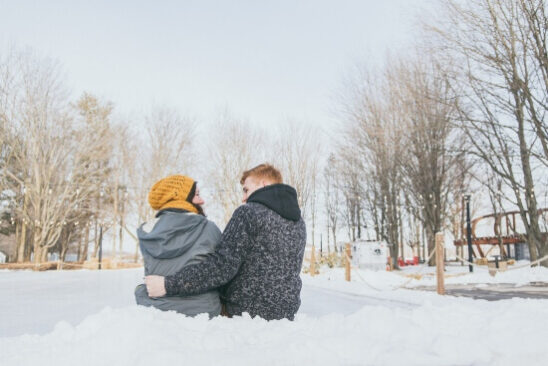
[310,245,316,277]
[436,232,445,295]
[345,243,351,282]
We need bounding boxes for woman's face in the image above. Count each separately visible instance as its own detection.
[192,187,205,206]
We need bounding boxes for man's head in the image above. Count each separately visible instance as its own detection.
[240,163,283,203]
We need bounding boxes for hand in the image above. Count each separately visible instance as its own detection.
[144,275,166,298]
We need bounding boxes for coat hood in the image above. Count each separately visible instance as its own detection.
[137,211,209,259]
[246,183,301,221]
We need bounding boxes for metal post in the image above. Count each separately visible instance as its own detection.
[464,195,473,273]
[320,234,323,257]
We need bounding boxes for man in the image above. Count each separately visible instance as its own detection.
[145,163,306,320]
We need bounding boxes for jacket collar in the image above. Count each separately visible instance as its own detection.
[247,184,301,221]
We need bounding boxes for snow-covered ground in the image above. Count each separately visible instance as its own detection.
[324,260,548,290]
[1,265,548,366]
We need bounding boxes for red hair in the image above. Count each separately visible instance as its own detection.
[240,163,283,185]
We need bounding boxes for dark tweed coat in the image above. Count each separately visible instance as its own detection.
[165,184,306,320]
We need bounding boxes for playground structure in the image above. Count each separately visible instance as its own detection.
[453,208,548,260]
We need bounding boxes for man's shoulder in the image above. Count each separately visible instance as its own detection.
[228,203,270,230]
[232,203,252,216]
[241,202,278,221]
[233,202,269,215]
[244,201,268,211]
[244,201,302,222]
[228,204,255,225]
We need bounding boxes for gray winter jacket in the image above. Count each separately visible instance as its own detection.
[134,209,222,317]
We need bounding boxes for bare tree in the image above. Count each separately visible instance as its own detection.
[430,0,548,264]
[337,64,407,268]
[323,153,341,252]
[396,56,471,265]
[271,122,322,247]
[335,147,364,243]
[274,122,322,223]
[133,106,197,226]
[0,49,115,263]
[0,50,21,260]
[106,123,135,259]
[519,0,548,162]
[206,110,263,226]
[73,93,115,261]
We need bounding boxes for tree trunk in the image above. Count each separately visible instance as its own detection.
[40,246,48,263]
[60,245,68,263]
[516,96,543,264]
[76,231,83,262]
[13,221,20,263]
[33,228,42,264]
[16,188,30,262]
[119,198,125,259]
[81,224,90,262]
[426,226,435,266]
[16,222,27,263]
[60,230,71,262]
[326,220,330,253]
[23,231,32,262]
[356,200,361,239]
[92,224,100,259]
[92,219,98,259]
[331,226,337,254]
[112,185,119,258]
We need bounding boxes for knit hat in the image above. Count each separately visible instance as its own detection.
[148,175,199,214]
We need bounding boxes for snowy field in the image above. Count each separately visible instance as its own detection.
[1,265,548,366]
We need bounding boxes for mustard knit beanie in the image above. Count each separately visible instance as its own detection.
[148,175,199,214]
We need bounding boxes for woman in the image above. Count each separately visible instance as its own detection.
[134,175,222,317]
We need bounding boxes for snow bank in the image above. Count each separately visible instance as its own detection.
[2,265,548,365]
[2,298,548,366]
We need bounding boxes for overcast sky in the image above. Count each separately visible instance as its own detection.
[0,0,432,132]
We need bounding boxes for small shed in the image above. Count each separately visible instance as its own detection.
[351,240,388,271]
